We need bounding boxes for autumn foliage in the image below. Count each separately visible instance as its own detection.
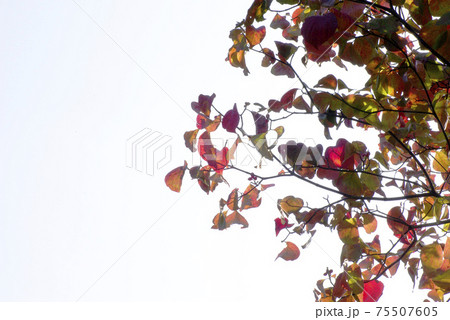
[166,0,450,302]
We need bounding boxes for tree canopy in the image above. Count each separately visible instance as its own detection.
[165,0,450,302]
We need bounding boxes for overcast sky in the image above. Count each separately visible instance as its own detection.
[0,0,429,309]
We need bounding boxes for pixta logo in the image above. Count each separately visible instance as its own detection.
[126,128,172,175]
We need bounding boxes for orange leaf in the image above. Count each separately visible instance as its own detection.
[276,242,300,261]
[164,161,188,192]
[227,211,249,229]
[206,115,221,132]
[211,211,248,229]
[241,184,261,210]
[260,183,275,191]
[246,25,266,47]
[385,256,400,276]
[387,206,408,235]
[278,195,304,214]
[184,129,199,152]
[211,211,228,230]
[226,188,240,211]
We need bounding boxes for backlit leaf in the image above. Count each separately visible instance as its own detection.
[271,61,295,78]
[421,242,444,274]
[271,13,290,29]
[227,211,249,229]
[363,280,384,302]
[251,111,269,134]
[275,217,294,236]
[432,269,450,291]
[387,206,409,235]
[347,263,364,294]
[164,161,188,193]
[191,93,215,117]
[432,150,449,173]
[338,218,360,245]
[227,188,240,211]
[222,104,240,133]
[241,184,261,210]
[184,129,199,152]
[246,25,266,47]
[279,195,304,213]
[276,241,300,261]
[301,13,337,49]
[315,74,337,90]
[362,214,377,234]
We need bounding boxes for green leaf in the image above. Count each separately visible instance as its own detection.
[432,269,450,291]
[360,172,381,192]
[374,151,389,169]
[433,150,450,173]
[338,218,360,245]
[380,111,398,132]
[347,263,364,294]
[336,172,363,197]
[420,243,444,275]
[250,132,273,160]
[366,15,399,36]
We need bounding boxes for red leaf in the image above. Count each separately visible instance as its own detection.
[198,131,216,162]
[301,13,338,49]
[276,242,300,261]
[196,114,211,129]
[198,132,229,174]
[317,139,355,180]
[164,161,188,192]
[191,93,215,117]
[275,217,294,236]
[222,104,240,133]
[211,147,229,174]
[251,111,269,134]
[363,280,384,302]
[268,89,298,112]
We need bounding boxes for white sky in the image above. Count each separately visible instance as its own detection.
[0,0,430,307]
